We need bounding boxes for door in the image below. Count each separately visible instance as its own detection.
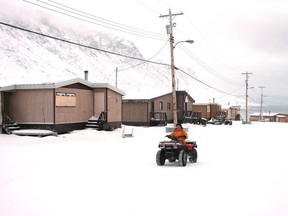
[94,92,105,118]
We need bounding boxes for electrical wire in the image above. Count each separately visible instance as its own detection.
[0,21,170,67]
[23,0,167,41]
[47,0,165,38]
[177,67,241,96]
[24,0,246,92]
[148,0,248,79]
[1,21,243,99]
[118,39,169,72]
[177,42,242,86]
[183,15,247,73]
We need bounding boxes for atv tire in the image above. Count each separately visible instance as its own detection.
[178,150,187,167]
[156,150,166,166]
[189,149,198,163]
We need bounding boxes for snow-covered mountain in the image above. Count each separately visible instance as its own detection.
[0,6,196,100]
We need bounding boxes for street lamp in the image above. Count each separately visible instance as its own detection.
[173,40,194,49]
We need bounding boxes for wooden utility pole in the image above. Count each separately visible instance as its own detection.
[241,72,252,123]
[115,67,118,87]
[160,9,183,127]
[258,86,266,121]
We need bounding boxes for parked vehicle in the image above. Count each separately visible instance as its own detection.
[207,117,232,125]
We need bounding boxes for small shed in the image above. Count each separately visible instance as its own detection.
[0,78,125,134]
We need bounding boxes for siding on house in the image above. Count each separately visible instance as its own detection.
[122,100,149,126]
[106,88,123,123]
[5,89,54,124]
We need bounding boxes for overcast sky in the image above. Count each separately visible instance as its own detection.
[2,0,288,109]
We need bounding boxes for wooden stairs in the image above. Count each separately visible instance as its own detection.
[2,113,21,134]
[86,112,107,131]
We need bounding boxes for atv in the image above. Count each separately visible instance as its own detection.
[156,137,198,167]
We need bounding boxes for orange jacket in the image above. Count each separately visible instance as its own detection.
[169,129,188,143]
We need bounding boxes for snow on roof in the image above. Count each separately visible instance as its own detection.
[276,115,286,118]
[0,78,125,96]
[250,112,280,116]
[194,103,221,106]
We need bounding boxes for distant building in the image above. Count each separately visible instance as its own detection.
[192,103,222,120]
[250,112,288,122]
[122,91,195,126]
[222,105,241,120]
[0,78,125,134]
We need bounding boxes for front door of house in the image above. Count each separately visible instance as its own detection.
[94,92,105,118]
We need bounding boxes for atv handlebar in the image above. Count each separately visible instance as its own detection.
[166,135,187,140]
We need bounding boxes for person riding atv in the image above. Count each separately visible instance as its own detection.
[166,123,188,143]
[156,123,197,166]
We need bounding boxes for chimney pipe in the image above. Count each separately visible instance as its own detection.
[84,70,88,81]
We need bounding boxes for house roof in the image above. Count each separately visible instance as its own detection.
[123,91,195,103]
[123,99,150,103]
[0,78,125,96]
[276,115,286,118]
[150,90,195,102]
[250,112,280,117]
[194,102,221,106]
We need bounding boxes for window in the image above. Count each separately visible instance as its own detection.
[167,102,171,110]
[159,102,164,110]
[56,92,76,107]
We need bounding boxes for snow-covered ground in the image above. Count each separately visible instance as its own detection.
[0,121,288,216]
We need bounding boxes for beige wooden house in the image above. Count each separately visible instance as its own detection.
[122,91,195,126]
[0,78,125,134]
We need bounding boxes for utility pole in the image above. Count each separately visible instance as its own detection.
[160,9,183,127]
[241,72,252,123]
[115,67,118,87]
[258,86,266,121]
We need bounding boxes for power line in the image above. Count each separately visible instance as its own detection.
[23,0,167,41]
[0,21,170,67]
[47,0,165,38]
[176,28,245,75]
[1,20,241,99]
[136,0,247,77]
[118,39,169,72]
[25,0,245,90]
[177,67,241,96]
[183,15,246,73]
[177,43,242,86]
